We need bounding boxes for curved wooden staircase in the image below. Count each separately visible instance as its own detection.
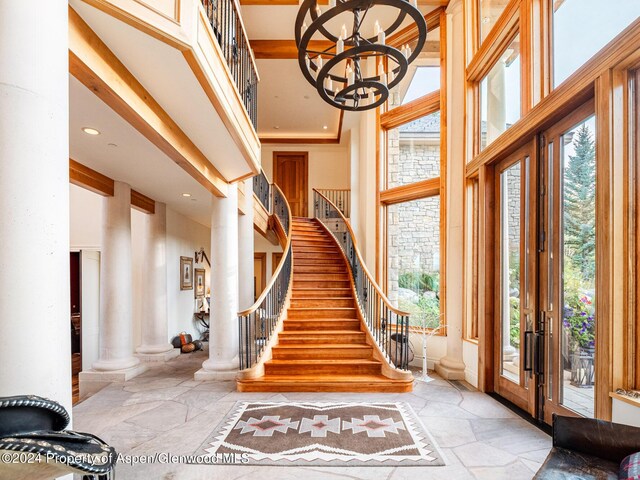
[237,217,413,393]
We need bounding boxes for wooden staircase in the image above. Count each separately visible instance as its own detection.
[237,217,413,393]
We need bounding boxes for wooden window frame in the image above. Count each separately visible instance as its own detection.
[464,175,480,341]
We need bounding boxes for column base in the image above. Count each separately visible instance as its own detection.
[435,356,466,380]
[195,357,238,381]
[79,363,148,383]
[135,348,180,364]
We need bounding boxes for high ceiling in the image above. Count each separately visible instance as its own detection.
[241,1,445,141]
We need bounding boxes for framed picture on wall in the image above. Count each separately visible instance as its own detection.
[194,268,206,298]
[180,256,193,290]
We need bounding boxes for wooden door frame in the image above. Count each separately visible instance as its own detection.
[272,252,283,275]
[254,252,267,301]
[273,151,309,217]
[492,140,538,415]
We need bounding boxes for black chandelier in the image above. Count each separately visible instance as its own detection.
[295,0,427,111]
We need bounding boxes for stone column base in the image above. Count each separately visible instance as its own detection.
[435,356,466,380]
[79,363,147,383]
[194,368,238,381]
[135,348,180,364]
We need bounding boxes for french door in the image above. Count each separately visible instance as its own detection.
[538,102,597,423]
[494,141,537,416]
[493,101,598,424]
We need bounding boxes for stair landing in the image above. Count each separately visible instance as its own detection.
[237,217,413,393]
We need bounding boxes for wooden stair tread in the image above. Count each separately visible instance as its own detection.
[243,374,408,383]
[273,344,370,349]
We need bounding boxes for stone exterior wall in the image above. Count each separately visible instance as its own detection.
[387,114,441,189]
[503,164,521,252]
[387,196,441,306]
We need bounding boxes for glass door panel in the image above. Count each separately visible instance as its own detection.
[499,162,522,384]
[540,103,596,424]
[559,116,596,418]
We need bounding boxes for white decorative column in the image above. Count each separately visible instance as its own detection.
[195,184,240,380]
[238,181,255,310]
[436,0,466,380]
[0,0,72,410]
[136,202,179,362]
[82,182,146,381]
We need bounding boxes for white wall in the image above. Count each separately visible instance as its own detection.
[261,144,350,218]
[165,207,211,340]
[254,231,283,286]
[69,184,212,367]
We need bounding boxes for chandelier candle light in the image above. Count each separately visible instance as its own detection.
[295,0,427,111]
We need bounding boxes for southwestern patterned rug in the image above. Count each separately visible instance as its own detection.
[197,402,446,466]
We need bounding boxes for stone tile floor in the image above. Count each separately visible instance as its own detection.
[74,351,551,480]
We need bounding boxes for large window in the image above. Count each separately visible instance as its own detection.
[387,197,441,328]
[552,0,640,87]
[389,24,441,108]
[386,112,441,189]
[480,33,521,150]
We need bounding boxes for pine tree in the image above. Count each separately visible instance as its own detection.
[563,123,596,280]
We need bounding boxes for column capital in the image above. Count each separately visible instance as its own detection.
[446,0,464,17]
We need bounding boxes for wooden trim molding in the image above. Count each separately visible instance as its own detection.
[69,158,114,196]
[379,90,440,130]
[69,6,229,198]
[388,7,444,48]
[259,137,340,144]
[379,178,440,204]
[251,39,332,59]
[466,0,520,83]
[69,158,156,214]
[130,189,156,214]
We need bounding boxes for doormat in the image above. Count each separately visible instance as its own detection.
[197,402,446,466]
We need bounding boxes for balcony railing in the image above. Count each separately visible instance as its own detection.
[238,183,292,370]
[202,0,258,129]
[316,189,351,218]
[314,189,411,370]
[253,169,271,212]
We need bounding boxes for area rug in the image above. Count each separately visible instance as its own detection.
[197,402,446,466]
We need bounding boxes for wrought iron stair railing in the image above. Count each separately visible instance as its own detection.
[253,169,271,212]
[238,183,292,370]
[313,189,412,370]
[316,189,351,218]
[201,0,259,129]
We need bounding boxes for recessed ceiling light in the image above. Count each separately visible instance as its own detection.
[274,126,280,130]
[323,125,328,130]
[82,127,100,135]
[182,193,192,197]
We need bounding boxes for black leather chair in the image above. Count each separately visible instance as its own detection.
[534,414,640,479]
[0,395,117,480]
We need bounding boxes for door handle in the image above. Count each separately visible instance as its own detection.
[523,331,534,372]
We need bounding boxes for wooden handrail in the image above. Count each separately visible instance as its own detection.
[313,188,410,317]
[238,183,292,317]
